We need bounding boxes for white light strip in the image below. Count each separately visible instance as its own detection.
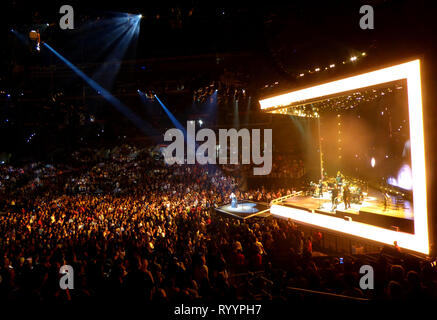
[406,61,428,252]
[271,205,424,253]
[261,60,429,255]
[260,60,418,110]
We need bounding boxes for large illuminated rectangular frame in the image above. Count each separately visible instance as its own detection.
[260,60,429,254]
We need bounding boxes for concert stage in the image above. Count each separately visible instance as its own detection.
[259,60,429,255]
[215,201,271,220]
[276,190,414,233]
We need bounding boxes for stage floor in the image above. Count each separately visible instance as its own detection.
[215,201,271,219]
[283,190,413,220]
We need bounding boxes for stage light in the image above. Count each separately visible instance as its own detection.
[29,30,37,39]
[371,157,376,167]
[330,64,335,68]
[350,56,357,61]
[138,14,143,19]
[315,68,320,72]
[261,59,429,254]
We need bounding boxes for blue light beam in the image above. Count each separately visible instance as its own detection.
[92,16,141,90]
[10,29,30,46]
[154,94,187,136]
[43,43,158,137]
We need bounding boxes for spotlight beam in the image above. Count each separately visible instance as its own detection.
[154,94,187,136]
[43,43,158,137]
[92,17,141,90]
[10,29,30,46]
[67,14,141,74]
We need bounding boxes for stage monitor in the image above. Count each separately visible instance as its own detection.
[260,60,429,255]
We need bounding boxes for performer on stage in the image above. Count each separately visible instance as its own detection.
[230,192,237,208]
[318,179,324,198]
[383,193,389,212]
[336,171,343,187]
[357,186,363,203]
[343,183,351,209]
[331,186,339,212]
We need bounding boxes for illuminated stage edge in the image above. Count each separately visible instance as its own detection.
[271,204,423,253]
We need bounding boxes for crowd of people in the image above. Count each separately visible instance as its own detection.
[268,157,305,179]
[0,144,436,304]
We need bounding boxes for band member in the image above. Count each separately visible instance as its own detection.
[357,186,363,203]
[336,171,343,187]
[230,192,237,208]
[343,183,351,209]
[318,179,324,198]
[383,193,389,212]
[331,186,339,212]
